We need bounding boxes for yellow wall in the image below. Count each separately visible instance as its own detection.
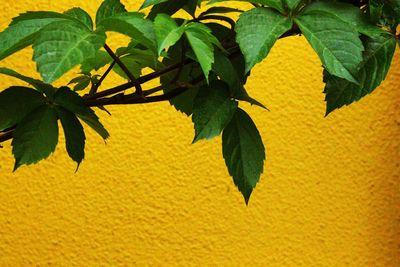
[0,1,399,266]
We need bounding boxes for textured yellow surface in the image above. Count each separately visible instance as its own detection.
[0,1,399,266]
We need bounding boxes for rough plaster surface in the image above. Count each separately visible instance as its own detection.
[0,1,399,266]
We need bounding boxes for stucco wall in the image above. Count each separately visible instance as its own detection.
[0,1,399,266]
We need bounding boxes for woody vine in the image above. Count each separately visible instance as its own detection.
[0,0,398,203]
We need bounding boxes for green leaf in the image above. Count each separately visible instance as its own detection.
[0,67,55,96]
[12,105,59,171]
[192,80,238,143]
[200,7,243,17]
[222,108,265,204]
[161,42,203,115]
[301,1,385,39]
[207,0,285,13]
[96,0,127,25]
[369,0,384,23]
[148,1,189,20]
[112,56,142,79]
[80,50,112,73]
[97,12,157,52]
[69,75,91,91]
[33,20,106,83]
[295,10,364,83]
[0,12,69,61]
[141,0,169,9]
[64,8,94,30]
[236,8,292,73]
[56,107,85,166]
[283,0,302,11]
[324,34,396,115]
[154,14,185,55]
[0,86,46,131]
[54,87,109,140]
[185,23,220,83]
[212,51,267,109]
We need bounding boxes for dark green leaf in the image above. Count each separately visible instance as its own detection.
[200,7,243,17]
[141,0,169,9]
[0,67,55,97]
[148,1,189,20]
[0,86,46,131]
[56,107,85,166]
[222,108,265,204]
[192,80,238,143]
[112,56,142,79]
[12,105,59,170]
[161,42,203,115]
[54,87,109,140]
[283,0,302,11]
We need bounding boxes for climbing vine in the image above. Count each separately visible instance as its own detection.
[0,0,398,203]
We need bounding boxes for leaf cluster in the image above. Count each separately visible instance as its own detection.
[0,0,398,203]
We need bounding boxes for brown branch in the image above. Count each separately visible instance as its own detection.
[84,57,194,100]
[104,44,143,95]
[0,130,14,145]
[89,60,116,95]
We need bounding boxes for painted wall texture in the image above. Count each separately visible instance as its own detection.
[0,1,399,266]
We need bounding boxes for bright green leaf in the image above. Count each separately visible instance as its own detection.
[12,105,59,170]
[236,8,292,73]
[185,23,220,82]
[154,14,185,55]
[192,80,238,143]
[301,1,385,38]
[33,20,106,83]
[222,108,265,204]
[0,12,68,61]
[324,34,396,115]
[295,11,364,83]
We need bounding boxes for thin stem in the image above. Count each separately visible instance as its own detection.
[84,57,194,100]
[197,15,236,29]
[89,60,116,95]
[104,44,143,95]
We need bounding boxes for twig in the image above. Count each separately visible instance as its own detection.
[89,60,116,95]
[104,44,143,95]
